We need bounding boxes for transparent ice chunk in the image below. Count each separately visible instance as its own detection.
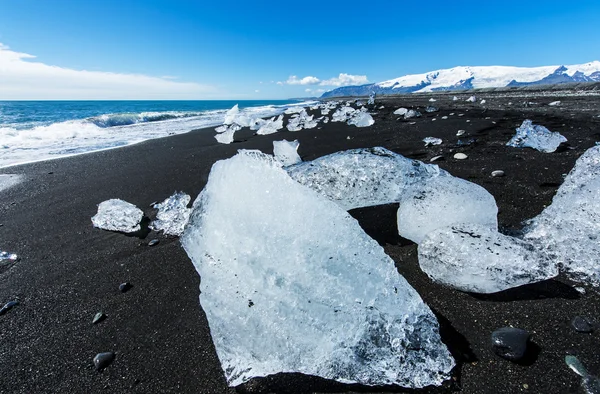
[0,251,18,261]
[506,120,567,153]
[418,223,557,293]
[256,115,284,135]
[404,110,421,119]
[394,108,408,116]
[423,137,442,146]
[150,192,192,236]
[273,139,301,167]
[180,150,454,387]
[91,199,143,233]
[287,110,317,131]
[215,124,240,144]
[524,145,600,285]
[367,92,375,105]
[348,111,374,127]
[466,96,476,103]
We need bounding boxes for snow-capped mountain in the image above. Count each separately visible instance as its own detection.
[320,61,600,98]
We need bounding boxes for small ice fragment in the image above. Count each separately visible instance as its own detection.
[397,176,498,244]
[466,96,476,103]
[0,251,18,261]
[453,153,468,160]
[180,150,455,387]
[150,192,192,236]
[480,99,486,104]
[367,92,375,105]
[404,110,421,119]
[491,170,505,177]
[394,108,408,116]
[441,116,448,120]
[273,139,301,166]
[549,101,561,106]
[429,98,437,102]
[0,174,22,193]
[423,137,442,146]
[91,199,143,233]
[425,106,438,113]
[456,130,465,136]
[453,96,458,101]
[418,224,557,293]
[506,120,567,153]
[378,105,385,109]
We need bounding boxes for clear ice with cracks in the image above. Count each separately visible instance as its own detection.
[256,115,284,135]
[91,199,143,233]
[0,251,18,261]
[418,223,558,293]
[180,150,454,388]
[287,110,318,132]
[331,106,374,127]
[506,120,567,153]
[273,139,301,167]
[150,192,192,236]
[524,145,600,285]
[397,175,498,244]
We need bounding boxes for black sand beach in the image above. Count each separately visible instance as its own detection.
[1,92,600,393]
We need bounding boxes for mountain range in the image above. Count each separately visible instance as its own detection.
[320,61,600,98]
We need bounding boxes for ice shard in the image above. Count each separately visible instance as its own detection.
[524,145,600,285]
[506,120,567,153]
[256,115,284,135]
[180,150,454,388]
[273,139,301,167]
[91,199,143,233]
[419,223,558,293]
[150,192,192,236]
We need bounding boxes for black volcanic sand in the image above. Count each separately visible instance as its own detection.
[1,92,600,394]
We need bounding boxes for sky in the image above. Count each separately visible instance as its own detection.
[0,0,599,100]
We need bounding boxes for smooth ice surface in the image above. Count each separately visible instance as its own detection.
[506,120,567,153]
[331,106,374,127]
[419,224,557,293]
[287,147,443,210]
[423,137,442,146]
[0,174,22,192]
[91,199,143,233]
[150,192,191,236]
[348,111,374,127]
[524,145,600,285]
[404,110,421,119]
[256,115,284,135]
[181,151,454,387]
[397,176,498,244]
[273,139,301,166]
[393,108,408,116]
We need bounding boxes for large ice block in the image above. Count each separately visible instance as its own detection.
[506,120,567,153]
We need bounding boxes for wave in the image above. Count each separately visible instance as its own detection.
[87,111,205,128]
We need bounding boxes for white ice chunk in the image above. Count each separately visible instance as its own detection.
[480,99,486,104]
[452,96,458,101]
[367,92,375,105]
[429,98,436,102]
[548,101,561,106]
[91,199,143,233]
[224,104,240,125]
[180,150,454,387]
[348,111,374,127]
[287,147,443,210]
[256,115,284,135]
[423,137,442,146]
[284,106,307,115]
[397,176,498,244]
[0,174,22,193]
[332,106,357,122]
[419,224,558,293]
[506,120,567,153]
[404,110,421,119]
[394,108,408,116]
[273,139,301,166]
[150,192,191,236]
[287,110,317,131]
[524,145,600,285]
[466,96,476,103]
[215,124,241,144]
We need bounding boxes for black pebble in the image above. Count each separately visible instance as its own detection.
[148,239,159,247]
[0,300,18,315]
[119,282,133,293]
[572,316,594,333]
[491,327,530,361]
[93,352,115,371]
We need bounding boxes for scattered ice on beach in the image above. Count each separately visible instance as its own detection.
[284,106,307,115]
[404,110,421,119]
[287,110,318,131]
[524,145,600,285]
[423,137,442,146]
[548,101,561,106]
[180,150,454,387]
[256,115,284,135]
[506,120,567,153]
[0,251,18,262]
[331,106,374,127]
[466,96,476,103]
[453,96,458,101]
[91,199,143,233]
[273,139,301,166]
[150,192,191,236]
[394,108,408,116]
[287,147,442,210]
[418,223,557,293]
[0,174,22,193]
[397,175,498,244]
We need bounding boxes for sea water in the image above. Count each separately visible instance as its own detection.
[0,100,312,168]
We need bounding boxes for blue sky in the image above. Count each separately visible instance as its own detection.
[0,0,599,99]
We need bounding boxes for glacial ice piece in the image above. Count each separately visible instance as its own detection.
[480,99,486,104]
[91,199,143,233]
[256,115,284,135]
[348,111,374,127]
[223,104,253,127]
[287,147,443,210]
[549,101,561,106]
[180,150,454,387]
[452,96,458,101]
[394,108,408,116]
[524,145,600,285]
[284,106,306,115]
[224,104,240,124]
[423,137,442,146]
[287,110,318,131]
[425,106,438,113]
[150,192,191,236]
[506,120,567,153]
[566,355,600,394]
[331,106,374,127]
[332,106,357,122]
[0,251,18,262]
[404,110,421,119]
[397,176,498,244]
[466,96,476,103]
[273,139,301,166]
[429,98,436,102]
[418,223,557,293]
[368,92,375,105]
[215,124,240,144]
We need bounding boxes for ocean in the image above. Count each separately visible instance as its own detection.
[0,100,313,168]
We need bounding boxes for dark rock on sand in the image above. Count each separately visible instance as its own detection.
[148,239,159,247]
[0,300,18,315]
[93,352,115,371]
[492,327,531,361]
[571,316,594,333]
[119,282,133,293]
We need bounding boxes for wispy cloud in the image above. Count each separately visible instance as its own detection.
[305,88,325,93]
[0,43,215,100]
[285,75,321,85]
[320,73,369,87]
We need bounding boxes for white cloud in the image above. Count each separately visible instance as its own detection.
[285,75,321,85]
[255,89,260,93]
[320,73,369,87]
[0,43,215,100]
[276,81,284,85]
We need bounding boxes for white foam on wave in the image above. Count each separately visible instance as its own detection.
[0,102,315,168]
